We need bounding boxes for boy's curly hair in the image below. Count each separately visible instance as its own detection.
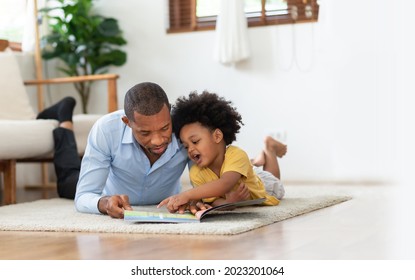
[172,91,244,145]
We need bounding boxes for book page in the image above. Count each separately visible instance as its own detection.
[124,210,199,223]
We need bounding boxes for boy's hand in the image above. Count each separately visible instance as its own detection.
[224,182,251,203]
[188,200,212,215]
[157,194,190,213]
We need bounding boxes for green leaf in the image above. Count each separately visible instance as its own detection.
[40,0,127,113]
[98,18,121,37]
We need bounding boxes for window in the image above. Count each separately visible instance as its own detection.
[168,0,319,33]
[0,0,26,43]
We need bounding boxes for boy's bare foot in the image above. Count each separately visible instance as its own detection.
[265,136,287,158]
[250,151,265,166]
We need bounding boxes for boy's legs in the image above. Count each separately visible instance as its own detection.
[252,136,287,200]
[251,136,287,179]
[37,97,79,199]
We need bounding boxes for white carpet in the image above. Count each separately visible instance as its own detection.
[0,186,352,235]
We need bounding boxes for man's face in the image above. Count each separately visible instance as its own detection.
[123,104,172,161]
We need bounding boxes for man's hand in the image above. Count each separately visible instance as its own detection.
[98,195,133,218]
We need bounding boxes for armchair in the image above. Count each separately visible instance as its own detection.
[0,48,119,205]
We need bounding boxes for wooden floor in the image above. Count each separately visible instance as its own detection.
[0,183,413,260]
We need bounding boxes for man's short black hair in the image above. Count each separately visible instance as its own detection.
[124,82,170,120]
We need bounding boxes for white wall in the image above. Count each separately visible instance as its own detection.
[19,0,410,186]
[390,0,415,253]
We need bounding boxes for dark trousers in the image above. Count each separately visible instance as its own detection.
[53,127,80,199]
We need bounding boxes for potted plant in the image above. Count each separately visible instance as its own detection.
[40,0,127,113]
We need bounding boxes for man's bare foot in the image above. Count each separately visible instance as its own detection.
[265,136,287,158]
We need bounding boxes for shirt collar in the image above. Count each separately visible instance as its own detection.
[122,125,134,144]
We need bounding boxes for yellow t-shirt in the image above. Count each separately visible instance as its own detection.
[189,145,279,206]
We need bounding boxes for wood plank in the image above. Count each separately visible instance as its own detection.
[0,185,400,259]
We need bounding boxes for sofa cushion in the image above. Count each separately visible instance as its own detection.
[0,115,102,159]
[73,114,102,154]
[0,49,36,120]
[0,48,103,160]
[0,119,58,159]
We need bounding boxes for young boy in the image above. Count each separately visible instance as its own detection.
[158,91,287,213]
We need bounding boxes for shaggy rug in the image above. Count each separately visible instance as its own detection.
[0,186,352,235]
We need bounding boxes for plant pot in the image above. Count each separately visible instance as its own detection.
[0,39,9,52]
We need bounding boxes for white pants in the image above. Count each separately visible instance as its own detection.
[254,167,285,200]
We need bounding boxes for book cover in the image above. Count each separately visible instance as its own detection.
[124,198,266,223]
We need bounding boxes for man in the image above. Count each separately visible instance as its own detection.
[38,82,193,218]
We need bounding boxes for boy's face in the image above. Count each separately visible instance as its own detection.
[122,104,172,162]
[179,122,224,169]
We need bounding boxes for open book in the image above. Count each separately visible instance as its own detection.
[124,198,266,223]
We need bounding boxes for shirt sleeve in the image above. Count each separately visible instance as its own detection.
[74,119,112,214]
[221,146,251,178]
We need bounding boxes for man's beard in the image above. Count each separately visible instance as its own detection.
[146,142,168,156]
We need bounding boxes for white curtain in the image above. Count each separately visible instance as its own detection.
[21,0,36,52]
[213,0,250,65]
[22,0,45,52]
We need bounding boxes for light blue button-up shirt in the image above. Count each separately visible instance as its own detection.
[74,110,189,214]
